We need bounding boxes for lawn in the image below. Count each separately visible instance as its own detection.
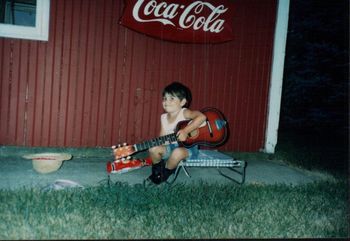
[0,179,348,239]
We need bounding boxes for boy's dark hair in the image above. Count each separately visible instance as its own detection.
[162,81,192,108]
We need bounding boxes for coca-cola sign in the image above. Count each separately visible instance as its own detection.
[120,0,234,43]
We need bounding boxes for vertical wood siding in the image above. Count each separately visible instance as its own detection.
[0,0,277,151]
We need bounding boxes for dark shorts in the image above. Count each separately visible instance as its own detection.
[163,143,199,160]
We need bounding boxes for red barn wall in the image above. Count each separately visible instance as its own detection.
[0,0,277,151]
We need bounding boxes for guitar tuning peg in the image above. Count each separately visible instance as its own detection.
[121,157,129,164]
[127,156,131,160]
[111,145,116,149]
[123,142,127,146]
[118,144,121,148]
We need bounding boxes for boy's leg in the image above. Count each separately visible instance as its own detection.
[161,146,199,183]
[149,146,166,164]
[166,145,199,169]
[147,145,167,184]
[147,144,180,184]
[152,147,189,183]
[166,147,189,169]
[147,145,195,184]
[147,160,165,184]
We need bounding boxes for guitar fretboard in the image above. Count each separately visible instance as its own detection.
[134,133,178,151]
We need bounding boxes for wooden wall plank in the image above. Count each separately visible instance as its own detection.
[96,0,112,146]
[119,30,134,144]
[71,0,88,146]
[41,0,56,146]
[106,0,122,146]
[16,40,29,145]
[110,0,127,146]
[8,40,20,145]
[0,40,11,144]
[89,0,105,146]
[0,39,4,143]
[49,0,65,146]
[56,0,72,146]
[63,0,79,146]
[25,41,38,146]
[31,43,46,146]
[80,0,97,146]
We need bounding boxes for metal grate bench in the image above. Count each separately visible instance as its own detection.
[167,150,247,185]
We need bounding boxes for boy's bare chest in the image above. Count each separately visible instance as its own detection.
[166,114,178,124]
[166,111,182,124]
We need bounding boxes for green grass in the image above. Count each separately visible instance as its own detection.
[0,180,348,239]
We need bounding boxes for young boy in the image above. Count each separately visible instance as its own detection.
[147,82,206,185]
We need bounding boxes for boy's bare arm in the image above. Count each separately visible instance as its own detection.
[177,109,206,141]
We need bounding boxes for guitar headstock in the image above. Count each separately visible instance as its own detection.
[111,143,135,159]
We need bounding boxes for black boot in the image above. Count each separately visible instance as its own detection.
[161,167,176,183]
[151,166,176,184]
[147,160,165,185]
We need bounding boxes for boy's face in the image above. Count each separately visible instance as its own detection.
[162,93,186,113]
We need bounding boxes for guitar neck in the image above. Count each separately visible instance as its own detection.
[134,133,178,152]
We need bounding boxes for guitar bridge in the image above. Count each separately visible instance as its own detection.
[206,119,214,137]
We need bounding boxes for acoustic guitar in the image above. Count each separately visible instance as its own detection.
[112,107,228,160]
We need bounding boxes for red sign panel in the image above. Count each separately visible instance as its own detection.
[120,0,234,43]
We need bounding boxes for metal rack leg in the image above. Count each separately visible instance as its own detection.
[218,162,247,185]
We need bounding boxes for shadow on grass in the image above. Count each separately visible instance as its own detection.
[274,128,348,177]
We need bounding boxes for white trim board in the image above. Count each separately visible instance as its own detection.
[263,0,290,153]
[0,0,50,41]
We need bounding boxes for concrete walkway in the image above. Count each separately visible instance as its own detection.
[0,147,334,190]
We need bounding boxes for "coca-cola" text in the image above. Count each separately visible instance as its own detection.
[132,0,228,33]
